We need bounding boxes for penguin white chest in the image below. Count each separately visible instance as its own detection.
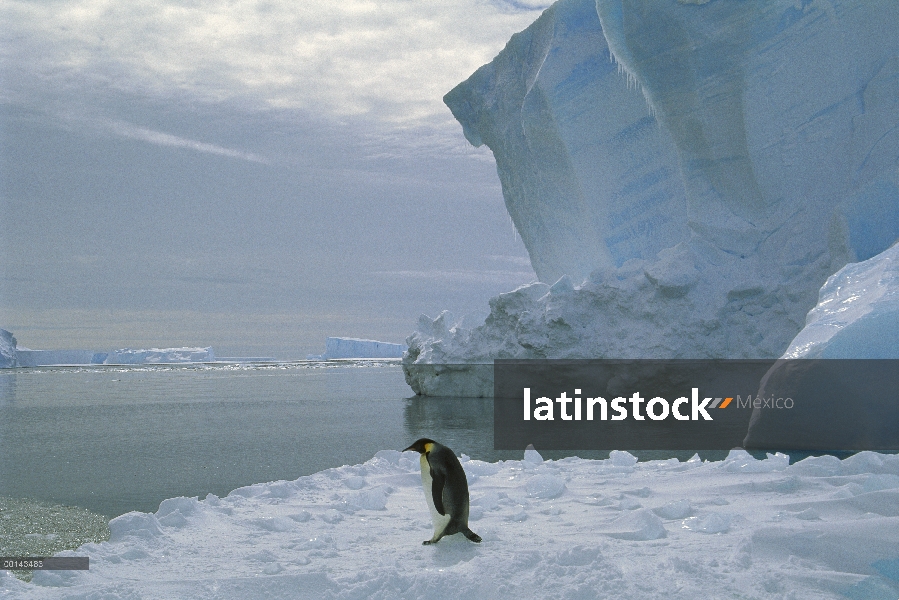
[420,454,451,534]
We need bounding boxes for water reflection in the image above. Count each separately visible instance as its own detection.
[0,365,752,520]
[401,395,520,461]
[0,366,410,517]
[0,372,15,405]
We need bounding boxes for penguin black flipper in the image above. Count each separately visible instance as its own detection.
[430,469,446,516]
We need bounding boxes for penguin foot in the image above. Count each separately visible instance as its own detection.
[422,540,436,545]
[463,529,482,543]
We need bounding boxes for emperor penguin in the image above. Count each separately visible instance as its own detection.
[403,438,482,545]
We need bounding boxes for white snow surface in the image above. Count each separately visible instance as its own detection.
[405,0,899,396]
[4,449,899,599]
[781,242,899,360]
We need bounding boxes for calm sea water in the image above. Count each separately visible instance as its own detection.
[0,362,719,519]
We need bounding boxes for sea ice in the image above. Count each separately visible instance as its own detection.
[4,448,899,598]
[604,508,667,540]
[652,499,692,520]
[681,513,731,534]
[525,473,567,499]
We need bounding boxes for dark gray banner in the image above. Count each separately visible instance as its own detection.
[493,359,899,452]
[1,557,89,570]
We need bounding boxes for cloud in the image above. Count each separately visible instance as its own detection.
[2,0,543,126]
[105,120,266,163]
[486,254,533,267]
[374,269,536,284]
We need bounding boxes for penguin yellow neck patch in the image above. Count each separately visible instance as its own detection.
[423,442,434,453]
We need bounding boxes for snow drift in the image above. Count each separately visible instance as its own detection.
[5,448,899,598]
[404,0,899,396]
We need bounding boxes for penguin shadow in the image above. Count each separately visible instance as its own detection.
[424,533,481,567]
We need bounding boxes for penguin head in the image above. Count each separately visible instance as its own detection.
[403,438,436,454]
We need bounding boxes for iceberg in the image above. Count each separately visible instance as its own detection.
[16,350,106,367]
[0,329,17,368]
[405,0,899,396]
[0,338,227,368]
[103,347,216,365]
[309,337,407,360]
[777,242,899,361]
[744,243,899,450]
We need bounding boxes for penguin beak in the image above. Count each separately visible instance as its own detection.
[403,444,417,452]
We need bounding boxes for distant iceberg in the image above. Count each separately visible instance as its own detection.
[16,350,107,367]
[405,0,899,396]
[0,342,218,367]
[308,337,407,360]
[0,329,16,368]
[104,347,216,365]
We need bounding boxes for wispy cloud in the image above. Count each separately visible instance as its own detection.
[105,120,266,163]
[2,0,543,127]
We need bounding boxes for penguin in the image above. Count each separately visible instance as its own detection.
[403,438,482,545]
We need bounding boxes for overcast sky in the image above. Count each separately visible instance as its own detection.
[0,0,548,358]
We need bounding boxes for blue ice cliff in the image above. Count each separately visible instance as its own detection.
[743,242,899,449]
[404,0,899,396]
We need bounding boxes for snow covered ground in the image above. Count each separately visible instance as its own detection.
[4,448,899,599]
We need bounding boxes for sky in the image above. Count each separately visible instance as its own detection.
[0,0,550,359]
